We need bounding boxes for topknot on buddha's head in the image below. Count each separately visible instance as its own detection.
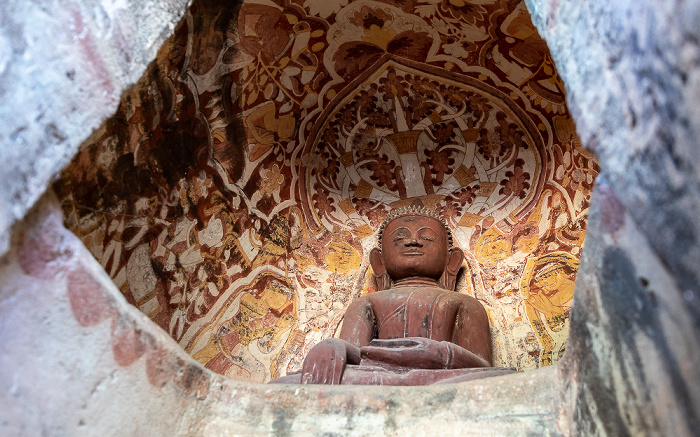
[377,205,454,251]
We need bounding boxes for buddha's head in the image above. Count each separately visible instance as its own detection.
[370,206,464,290]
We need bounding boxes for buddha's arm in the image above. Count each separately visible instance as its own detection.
[301,297,375,384]
[300,338,361,384]
[452,296,492,367]
[338,296,376,347]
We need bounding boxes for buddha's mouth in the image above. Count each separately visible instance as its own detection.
[401,250,423,256]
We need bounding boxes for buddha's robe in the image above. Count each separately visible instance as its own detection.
[271,287,515,386]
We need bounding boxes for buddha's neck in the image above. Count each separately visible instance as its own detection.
[392,277,441,288]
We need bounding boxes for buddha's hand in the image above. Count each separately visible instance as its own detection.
[360,337,445,369]
[301,338,359,384]
[361,337,489,369]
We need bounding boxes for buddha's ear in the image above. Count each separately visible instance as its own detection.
[440,248,464,291]
[370,248,391,291]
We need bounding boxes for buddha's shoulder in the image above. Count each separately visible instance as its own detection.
[432,288,482,306]
[366,287,480,304]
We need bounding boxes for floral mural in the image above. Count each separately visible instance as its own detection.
[55,0,598,382]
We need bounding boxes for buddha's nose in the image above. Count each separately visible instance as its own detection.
[406,237,422,247]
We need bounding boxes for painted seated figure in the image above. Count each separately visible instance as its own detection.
[271,206,514,385]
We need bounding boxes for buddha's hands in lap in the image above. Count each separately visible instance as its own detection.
[360,337,490,369]
[301,338,361,384]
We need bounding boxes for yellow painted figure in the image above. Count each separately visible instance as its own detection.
[519,252,578,365]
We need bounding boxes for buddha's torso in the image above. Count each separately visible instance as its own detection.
[367,286,463,342]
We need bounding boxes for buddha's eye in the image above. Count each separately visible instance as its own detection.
[418,229,439,242]
[393,230,408,241]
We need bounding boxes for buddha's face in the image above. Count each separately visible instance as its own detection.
[381,215,449,281]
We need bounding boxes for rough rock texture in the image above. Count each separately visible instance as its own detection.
[527,0,700,434]
[0,193,564,436]
[525,0,700,312]
[1,0,700,434]
[0,0,191,255]
[562,178,700,435]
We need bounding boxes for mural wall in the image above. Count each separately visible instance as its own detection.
[54,0,598,382]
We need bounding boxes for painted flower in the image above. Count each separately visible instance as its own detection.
[321,125,340,148]
[438,0,488,25]
[354,198,388,226]
[313,189,336,216]
[319,155,340,182]
[496,111,527,156]
[337,107,356,127]
[350,5,391,27]
[406,75,435,96]
[407,95,431,124]
[302,152,322,170]
[437,200,461,222]
[260,164,284,196]
[477,128,496,161]
[466,92,491,118]
[333,7,432,80]
[380,68,408,100]
[444,85,468,108]
[365,109,392,128]
[430,122,457,144]
[499,159,531,199]
[425,148,453,177]
[353,84,379,110]
[363,158,396,188]
[304,0,349,19]
[456,185,479,205]
[355,138,381,160]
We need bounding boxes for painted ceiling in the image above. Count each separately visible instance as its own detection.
[55,0,598,382]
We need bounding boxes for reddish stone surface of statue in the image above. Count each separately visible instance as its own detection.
[271,207,515,385]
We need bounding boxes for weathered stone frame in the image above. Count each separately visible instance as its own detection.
[1,0,699,434]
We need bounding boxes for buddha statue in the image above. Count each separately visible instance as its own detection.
[271,206,514,385]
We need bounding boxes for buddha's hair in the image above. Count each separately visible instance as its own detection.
[377,205,454,250]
